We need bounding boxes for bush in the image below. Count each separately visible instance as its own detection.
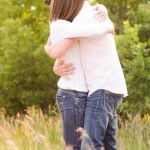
[116,21,150,115]
[0,0,58,115]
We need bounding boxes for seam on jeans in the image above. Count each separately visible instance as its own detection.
[104,90,107,111]
[75,97,79,142]
[92,94,99,140]
[104,90,113,118]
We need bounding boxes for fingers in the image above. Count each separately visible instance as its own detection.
[57,60,64,65]
[53,60,76,76]
[61,65,76,80]
[92,5,99,11]
[61,71,74,76]
[94,11,108,22]
[61,65,76,75]
[93,5,108,22]
[94,13,107,22]
[61,63,76,71]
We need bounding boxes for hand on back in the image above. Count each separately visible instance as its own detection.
[53,60,76,79]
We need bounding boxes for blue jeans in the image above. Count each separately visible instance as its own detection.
[82,89,123,150]
[56,88,88,150]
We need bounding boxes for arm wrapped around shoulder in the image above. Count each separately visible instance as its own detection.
[92,4,108,16]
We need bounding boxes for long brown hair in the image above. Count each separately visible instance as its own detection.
[51,0,84,22]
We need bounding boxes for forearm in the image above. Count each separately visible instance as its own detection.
[51,19,114,42]
[51,38,78,59]
[45,38,78,59]
[45,44,54,58]
[53,60,75,77]
[68,20,114,38]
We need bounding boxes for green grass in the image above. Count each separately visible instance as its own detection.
[0,107,149,150]
[117,114,150,150]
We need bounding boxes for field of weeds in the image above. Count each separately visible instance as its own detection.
[0,107,149,150]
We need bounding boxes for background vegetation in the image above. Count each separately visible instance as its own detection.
[0,0,150,116]
[0,108,149,150]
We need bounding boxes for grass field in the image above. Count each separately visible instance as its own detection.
[0,107,149,150]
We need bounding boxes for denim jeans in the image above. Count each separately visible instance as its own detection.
[82,89,123,150]
[56,88,88,150]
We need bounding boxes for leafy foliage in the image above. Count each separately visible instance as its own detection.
[0,0,58,115]
[116,21,150,115]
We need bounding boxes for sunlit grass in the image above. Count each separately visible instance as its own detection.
[117,113,150,150]
[0,107,63,150]
[0,107,149,150]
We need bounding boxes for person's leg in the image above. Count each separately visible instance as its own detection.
[56,89,76,149]
[103,91,123,150]
[74,91,88,149]
[103,111,117,150]
[56,88,87,150]
[82,89,123,150]
[82,89,107,150]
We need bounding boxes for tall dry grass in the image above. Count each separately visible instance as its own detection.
[117,113,150,150]
[0,107,149,150]
[0,107,63,150]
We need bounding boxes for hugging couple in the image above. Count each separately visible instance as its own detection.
[44,0,127,150]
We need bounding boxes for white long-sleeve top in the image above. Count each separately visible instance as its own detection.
[75,2,128,96]
[50,3,114,92]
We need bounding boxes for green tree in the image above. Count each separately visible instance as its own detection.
[116,21,150,115]
[0,0,57,115]
[94,0,148,32]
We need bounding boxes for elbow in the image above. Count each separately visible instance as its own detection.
[44,46,48,54]
[51,47,64,59]
[44,47,54,59]
[44,45,57,59]
[44,46,50,56]
[44,45,49,55]
[50,51,61,59]
[44,45,62,59]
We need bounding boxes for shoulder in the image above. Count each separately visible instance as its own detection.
[50,20,72,31]
[51,20,71,27]
[50,20,72,29]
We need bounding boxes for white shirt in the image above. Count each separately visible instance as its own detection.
[76,2,128,96]
[50,2,128,97]
[50,3,113,92]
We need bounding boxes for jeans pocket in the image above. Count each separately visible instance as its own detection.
[105,90,123,112]
[105,92,118,113]
[56,94,74,112]
[56,95,66,112]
